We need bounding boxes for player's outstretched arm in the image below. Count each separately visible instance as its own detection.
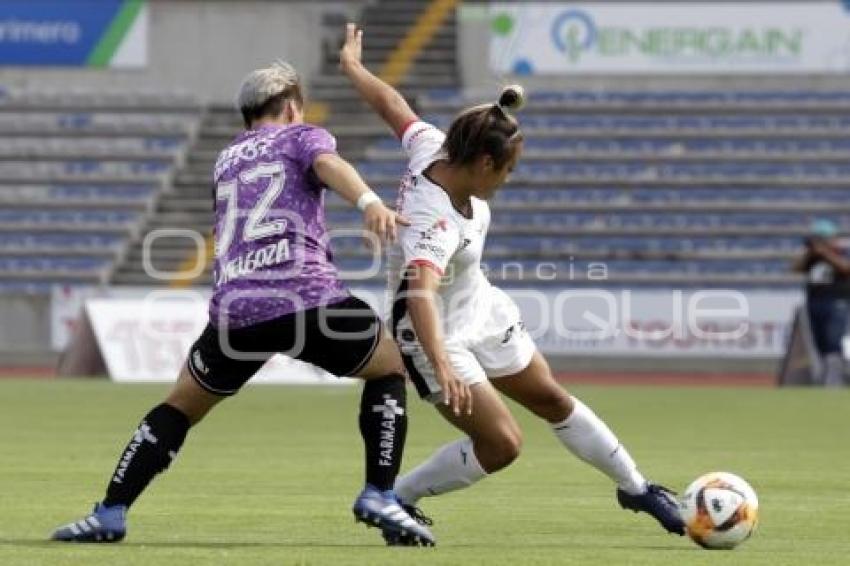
[339,22,418,138]
[406,264,472,416]
[313,153,409,245]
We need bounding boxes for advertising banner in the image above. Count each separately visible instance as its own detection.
[57,287,803,382]
[0,0,147,67]
[514,288,802,358]
[83,293,351,384]
[490,2,850,74]
[59,287,389,383]
[51,285,163,351]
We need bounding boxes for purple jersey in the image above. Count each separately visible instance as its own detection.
[209,123,348,328]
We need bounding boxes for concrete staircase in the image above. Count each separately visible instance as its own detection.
[314,0,459,151]
[111,0,459,286]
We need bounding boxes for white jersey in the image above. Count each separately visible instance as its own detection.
[387,121,536,402]
[387,121,495,341]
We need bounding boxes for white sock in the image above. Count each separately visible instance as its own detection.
[394,438,487,505]
[551,398,647,495]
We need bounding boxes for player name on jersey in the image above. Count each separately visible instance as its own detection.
[216,238,291,286]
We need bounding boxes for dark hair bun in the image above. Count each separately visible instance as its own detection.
[498,84,525,111]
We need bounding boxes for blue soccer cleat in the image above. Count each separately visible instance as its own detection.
[352,485,435,547]
[382,502,434,546]
[617,483,686,535]
[51,502,127,543]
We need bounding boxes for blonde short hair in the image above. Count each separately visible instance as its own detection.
[236,61,303,126]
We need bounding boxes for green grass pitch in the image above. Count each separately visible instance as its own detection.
[1,379,848,565]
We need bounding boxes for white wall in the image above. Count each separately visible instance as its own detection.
[0,294,50,356]
[0,0,361,104]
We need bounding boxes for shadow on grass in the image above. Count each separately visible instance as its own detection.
[0,538,380,549]
[0,538,691,551]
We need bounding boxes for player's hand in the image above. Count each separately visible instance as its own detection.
[363,201,410,248]
[340,23,363,70]
[435,364,472,417]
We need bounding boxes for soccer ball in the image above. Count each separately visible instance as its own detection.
[679,472,759,549]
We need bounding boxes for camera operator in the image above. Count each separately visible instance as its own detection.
[793,219,850,385]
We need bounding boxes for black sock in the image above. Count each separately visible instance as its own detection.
[103,403,190,508]
[359,374,407,491]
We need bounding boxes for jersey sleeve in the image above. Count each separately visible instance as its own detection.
[399,208,460,277]
[400,121,445,172]
[296,125,337,171]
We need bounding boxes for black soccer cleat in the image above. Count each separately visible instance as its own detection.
[617,483,686,536]
[352,486,436,547]
[382,503,434,546]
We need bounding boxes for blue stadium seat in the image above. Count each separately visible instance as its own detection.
[424,89,850,105]
[0,89,198,290]
[0,257,110,272]
[45,185,158,201]
[0,209,139,224]
[357,82,849,287]
[0,233,124,250]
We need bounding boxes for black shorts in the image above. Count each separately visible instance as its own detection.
[187,296,382,396]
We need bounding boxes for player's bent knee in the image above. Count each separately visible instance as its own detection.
[502,433,523,465]
[491,435,522,471]
[475,428,522,472]
[535,390,574,423]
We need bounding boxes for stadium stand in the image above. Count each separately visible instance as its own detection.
[354,89,850,287]
[0,88,201,293]
[116,86,849,288]
[100,1,842,289]
[111,0,457,285]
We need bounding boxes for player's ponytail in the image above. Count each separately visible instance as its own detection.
[442,84,524,170]
[497,84,526,113]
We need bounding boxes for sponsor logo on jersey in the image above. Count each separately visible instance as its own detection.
[414,218,452,261]
[419,218,449,240]
[417,218,449,242]
[214,137,274,181]
[414,241,447,261]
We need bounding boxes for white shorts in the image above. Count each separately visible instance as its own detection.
[395,288,536,403]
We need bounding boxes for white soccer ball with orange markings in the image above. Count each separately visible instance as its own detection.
[679,472,759,549]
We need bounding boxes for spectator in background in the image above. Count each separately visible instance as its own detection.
[793,219,850,385]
